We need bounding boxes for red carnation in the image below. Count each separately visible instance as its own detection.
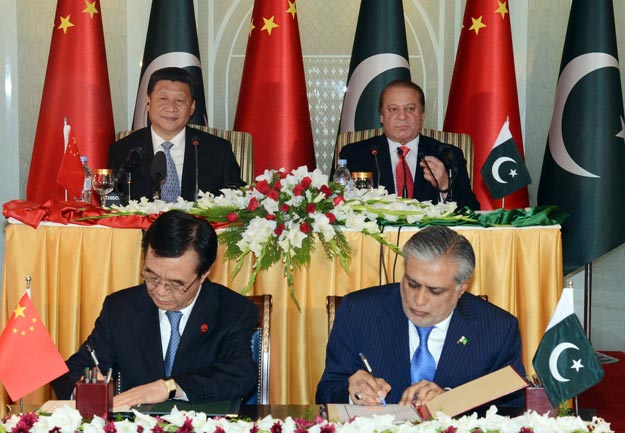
[325,212,337,224]
[306,203,316,214]
[280,203,290,212]
[275,224,286,236]
[293,184,304,196]
[301,176,312,189]
[272,180,282,190]
[248,197,259,211]
[300,222,312,233]
[255,180,270,194]
[266,214,276,220]
[226,212,238,222]
[320,185,332,197]
[333,196,345,205]
[268,189,279,201]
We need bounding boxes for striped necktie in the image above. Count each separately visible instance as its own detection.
[164,310,183,377]
[161,142,181,202]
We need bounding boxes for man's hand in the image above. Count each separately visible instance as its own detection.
[399,380,445,407]
[420,156,449,192]
[348,369,391,405]
[112,379,173,408]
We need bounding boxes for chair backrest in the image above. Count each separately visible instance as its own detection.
[247,294,272,404]
[326,295,343,335]
[115,124,255,184]
[334,127,474,187]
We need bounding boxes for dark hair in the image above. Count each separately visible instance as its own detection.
[402,226,475,285]
[379,79,426,112]
[142,210,217,276]
[147,67,197,102]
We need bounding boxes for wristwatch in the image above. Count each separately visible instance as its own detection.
[163,378,177,399]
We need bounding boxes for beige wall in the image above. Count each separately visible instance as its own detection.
[2,0,625,349]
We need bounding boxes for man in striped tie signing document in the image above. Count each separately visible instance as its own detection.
[52,210,258,407]
[316,226,525,408]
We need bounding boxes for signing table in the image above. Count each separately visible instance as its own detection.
[1,222,562,412]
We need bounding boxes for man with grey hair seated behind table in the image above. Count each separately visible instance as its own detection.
[316,225,525,408]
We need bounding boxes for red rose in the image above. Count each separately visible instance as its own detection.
[268,189,279,201]
[300,222,312,233]
[248,197,259,211]
[280,203,290,212]
[301,176,312,189]
[274,224,285,236]
[277,171,288,179]
[293,184,304,196]
[333,195,345,205]
[325,212,337,224]
[306,203,316,214]
[320,185,332,197]
[226,212,238,222]
[272,181,282,190]
[265,213,276,220]
[255,180,270,194]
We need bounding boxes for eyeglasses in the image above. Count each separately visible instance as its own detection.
[142,271,199,295]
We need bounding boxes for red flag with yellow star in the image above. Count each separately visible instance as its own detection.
[234,0,316,175]
[0,293,68,402]
[56,125,85,200]
[27,0,114,204]
[443,0,529,209]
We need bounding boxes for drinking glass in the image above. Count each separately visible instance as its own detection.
[92,169,115,208]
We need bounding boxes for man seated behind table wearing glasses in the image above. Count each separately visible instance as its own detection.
[52,210,258,406]
[336,79,479,210]
[108,67,245,202]
[316,226,525,408]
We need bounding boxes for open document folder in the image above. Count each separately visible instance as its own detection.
[326,365,527,422]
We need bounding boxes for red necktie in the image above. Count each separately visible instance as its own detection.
[396,146,414,198]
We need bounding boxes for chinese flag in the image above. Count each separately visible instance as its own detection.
[234,0,316,176]
[0,293,68,402]
[443,0,529,209]
[26,0,114,204]
[56,128,84,200]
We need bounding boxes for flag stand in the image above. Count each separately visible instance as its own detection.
[19,397,23,414]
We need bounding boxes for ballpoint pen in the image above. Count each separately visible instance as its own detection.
[359,352,387,406]
[86,343,101,374]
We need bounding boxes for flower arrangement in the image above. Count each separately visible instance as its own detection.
[0,405,613,433]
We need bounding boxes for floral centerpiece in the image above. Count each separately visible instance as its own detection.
[0,405,613,433]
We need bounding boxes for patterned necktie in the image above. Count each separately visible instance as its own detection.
[161,142,181,202]
[164,310,183,377]
[410,325,436,383]
[396,145,414,198]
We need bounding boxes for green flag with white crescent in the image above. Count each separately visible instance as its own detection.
[132,0,207,129]
[532,288,604,407]
[338,0,410,133]
[537,0,625,274]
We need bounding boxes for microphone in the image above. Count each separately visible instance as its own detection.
[370,146,381,188]
[115,146,144,183]
[396,147,409,198]
[418,151,441,193]
[192,136,200,202]
[438,144,458,201]
[151,151,167,200]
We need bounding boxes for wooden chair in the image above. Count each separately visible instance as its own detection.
[334,127,475,187]
[115,124,255,184]
[326,294,488,335]
[247,294,272,404]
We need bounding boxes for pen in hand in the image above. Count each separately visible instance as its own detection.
[359,352,387,406]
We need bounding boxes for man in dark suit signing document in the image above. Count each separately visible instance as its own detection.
[337,80,479,209]
[109,67,245,202]
[52,210,258,407]
[316,226,525,407]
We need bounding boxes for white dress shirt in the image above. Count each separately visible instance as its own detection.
[408,311,453,367]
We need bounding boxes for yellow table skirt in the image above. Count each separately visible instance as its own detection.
[1,223,562,412]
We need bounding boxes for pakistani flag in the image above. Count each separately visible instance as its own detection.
[481,119,531,200]
[132,0,207,129]
[338,0,410,132]
[533,288,604,407]
[537,0,625,274]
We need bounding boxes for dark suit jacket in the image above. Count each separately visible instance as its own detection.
[52,281,258,403]
[108,126,245,201]
[316,285,526,406]
[338,134,480,210]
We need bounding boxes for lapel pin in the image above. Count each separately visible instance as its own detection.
[200,323,209,333]
[457,336,468,345]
